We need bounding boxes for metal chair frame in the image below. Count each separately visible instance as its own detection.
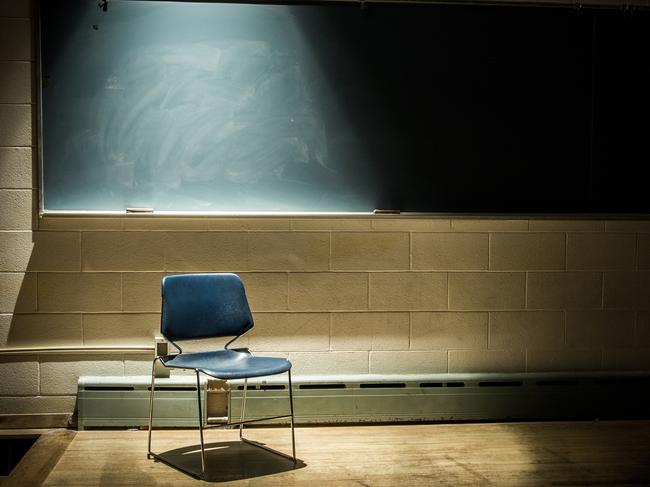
[147,352,296,480]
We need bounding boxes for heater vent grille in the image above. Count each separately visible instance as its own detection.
[229,372,650,424]
[77,376,207,430]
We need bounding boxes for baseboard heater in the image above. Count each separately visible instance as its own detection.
[77,372,650,429]
[229,371,650,424]
[77,376,208,430]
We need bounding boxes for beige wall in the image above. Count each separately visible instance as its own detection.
[1,0,649,416]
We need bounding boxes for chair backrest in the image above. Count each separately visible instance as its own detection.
[161,273,254,342]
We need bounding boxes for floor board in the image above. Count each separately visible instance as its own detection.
[42,421,650,486]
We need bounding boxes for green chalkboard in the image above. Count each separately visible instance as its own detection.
[40,0,650,213]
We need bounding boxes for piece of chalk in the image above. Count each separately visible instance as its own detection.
[373,209,401,214]
[126,207,154,213]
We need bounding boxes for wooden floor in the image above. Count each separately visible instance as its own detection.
[39,421,650,486]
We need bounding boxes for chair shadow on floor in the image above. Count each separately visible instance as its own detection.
[153,439,306,482]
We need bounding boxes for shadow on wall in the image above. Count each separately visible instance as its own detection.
[0,228,156,412]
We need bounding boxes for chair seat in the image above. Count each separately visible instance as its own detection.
[161,349,291,380]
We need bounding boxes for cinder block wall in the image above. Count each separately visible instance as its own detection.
[1,1,649,416]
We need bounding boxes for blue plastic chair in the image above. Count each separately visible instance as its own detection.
[147,273,296,479]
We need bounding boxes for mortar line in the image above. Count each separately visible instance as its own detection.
[409,231,413,271]
[328,231,332,271]
[35,270,39,312]
[366,272,370,310]
[488,232,491,271]
[37,353,41,396]
[487,312,491,350]
[81,313,85,345]
[328,312,332,352]
[524,271,528,309]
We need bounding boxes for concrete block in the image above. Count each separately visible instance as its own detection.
[451,219,528,232]
[122,272,163,312]
[566,311,635,349]
[0,105,31,146]
[527,272,602,309]
[83,231,165,271]
[526,349,602,372]
[567,233,636,271]
[636,312,650,347]
[209,218,291,231]
[0,19,31,60]
[239,273,288,311]
[248,312,329,352]
[0,314,9,346]
[605,221,650,233]
[331,312,409,351]
[0,147,32,188]
[602,349,650,370]
[371,218,451,232]
[370,272,447,311]
[0,355,38,395]
[603,271,650,309]
[490,233,565,270]
[38,217,123,230]
[448,272,525,310]
[0,61,31,103]
[411,312,487,350]
[332,232,409,271]
[0,189,32,229]
[0,272,36,312]
[448,350,525,373]
[83,313,159,346]
[38,272,121,312]
[639,235,650,270]
[489,311,564,349]
[291,218,371,231]
[0,0,31,17]
[30,231,81,271]
[288,351,368,375]
[248,232,329,271]
[370,351,447,374]
[123,353,154,376]
[39,354,124,395]
[0,396,76,415]
[289,273,368,311]
[412,233,488,270]
[5,314,82,347]
[123,218,208,231]
[0,231,31,271]
[165,232,247,272]
[529,220,604,232]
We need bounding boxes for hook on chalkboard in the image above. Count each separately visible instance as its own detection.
[574,2,583,15]
[98,0,108,13]
[622,4,636,17]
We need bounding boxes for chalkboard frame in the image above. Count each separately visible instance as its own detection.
[36,0,650,216]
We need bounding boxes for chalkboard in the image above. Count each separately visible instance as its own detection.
[40,1,650,213]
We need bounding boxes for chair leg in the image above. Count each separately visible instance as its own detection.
[236,371,296,464]
[239,378,248,440]
[288,369,296,462]
[196,370,206,475]
[147,363,206,480]
[147,357,159,458]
